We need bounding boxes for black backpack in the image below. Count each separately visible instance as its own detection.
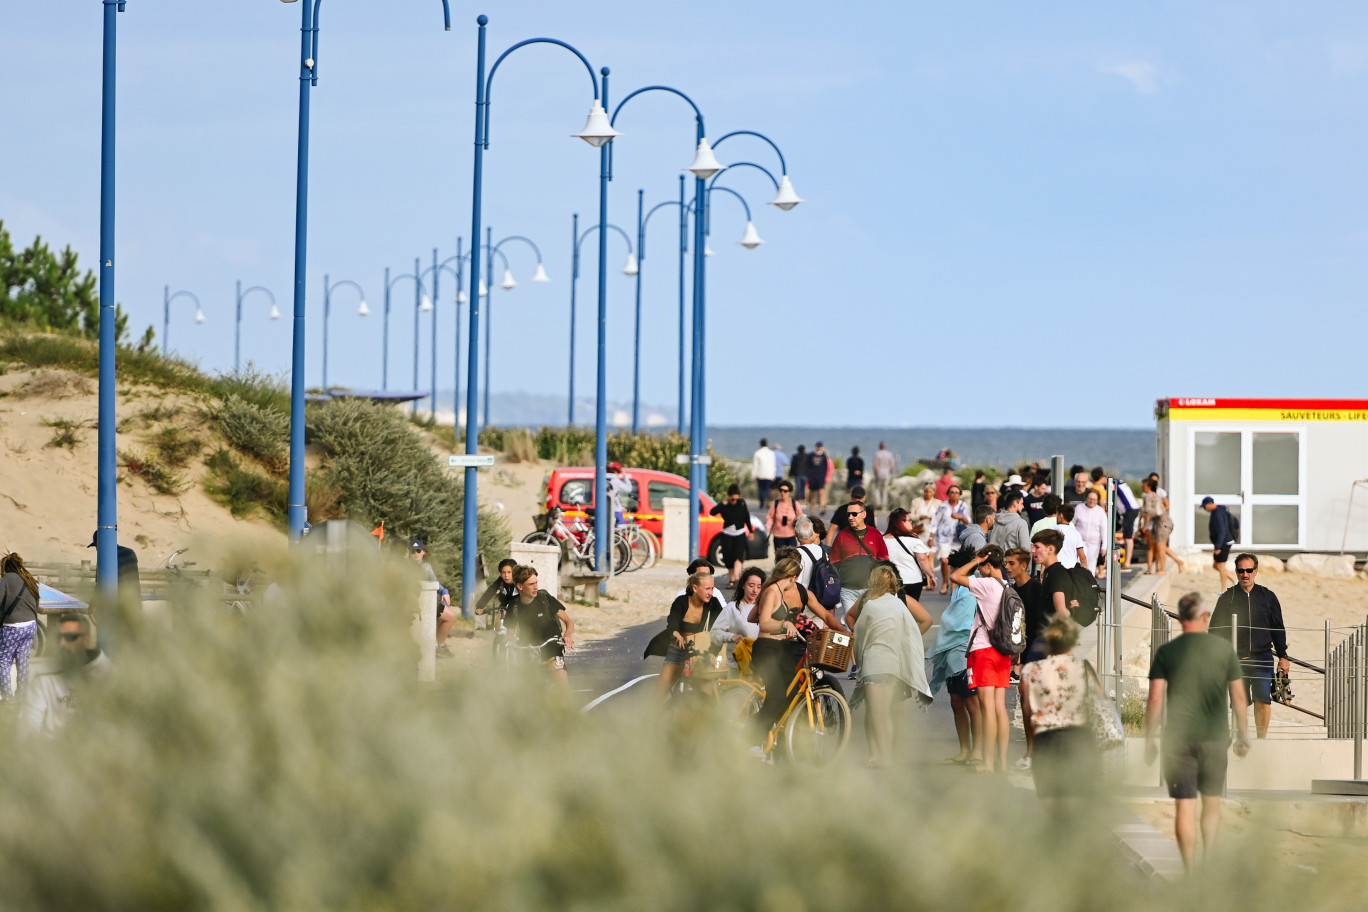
[805,544,842,610]
[1061,564,1102,627]
[1229,510,1241,543]
[974,580,1027,656]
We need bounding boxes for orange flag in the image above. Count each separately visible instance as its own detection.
[371,521,384,542]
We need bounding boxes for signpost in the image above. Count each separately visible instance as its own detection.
[674,454,712,466]
[448,454,496,468]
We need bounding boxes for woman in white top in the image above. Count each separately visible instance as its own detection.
[882,508,936,602]
[1072,489,1109,579]
[710,567,763,670]
[911,485,940,545]
[1021,615,1100,814]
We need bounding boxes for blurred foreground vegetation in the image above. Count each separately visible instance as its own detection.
[0,541,1363,909]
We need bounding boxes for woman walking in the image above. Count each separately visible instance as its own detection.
[845,565,932,767]
[883,508,935,602]
[1020,615,1100,815]
[1,552,42,702]
[1072,489,1109,578]
[710,484,755,586]
[1139,478,1184,575]
[911,485,940,546]
[766,481,804,554]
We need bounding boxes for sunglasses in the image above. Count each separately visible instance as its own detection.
[1236,567,1256,575]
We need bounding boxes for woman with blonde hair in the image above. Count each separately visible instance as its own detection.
[0,552,42,702]
[845,565,933,767]
[1020,615,1100,813]
[750,555,849,748]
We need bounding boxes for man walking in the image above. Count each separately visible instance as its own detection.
[790,444,809,502]
[1145,592,1250,870]
[960,505,994,554]
[752,438,777,510]
[845,446,865,492]
[829,501,887,623]
[934,466,958,502]
[988,490,1031,553]
[806,442,831,515]
[1209,555,1289,739]
[1202,497,1237,590]
[871,442,896,510]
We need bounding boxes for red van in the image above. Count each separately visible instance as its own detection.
[541,466,769,565]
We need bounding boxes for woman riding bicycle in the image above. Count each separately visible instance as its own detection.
[648,568,724,699]
[750,555,849,747]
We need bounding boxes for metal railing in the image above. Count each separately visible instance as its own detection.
[1325,616,1368,777]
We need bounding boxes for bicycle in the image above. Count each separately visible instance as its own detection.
[522,507,631,574]
[665,637,764,728]
[759,635,852,767]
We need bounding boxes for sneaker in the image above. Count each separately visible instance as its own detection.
[1013,756,1031,771]
[1009,671,1020,685]
[436,644,454,659]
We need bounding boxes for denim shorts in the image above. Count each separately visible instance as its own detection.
[1243,654,1275,705]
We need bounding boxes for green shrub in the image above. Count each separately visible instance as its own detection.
[204,448,286,521]
[217,394,289,475]
[0,540,1358,908]
[121,449,185,495]
[147,426,202,469]
[41,416,85,449]
[307,399,506,591]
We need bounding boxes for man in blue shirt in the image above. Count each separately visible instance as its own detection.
[1201,497,1237,590]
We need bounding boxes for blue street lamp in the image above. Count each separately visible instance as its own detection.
[410,255,434,412]
[280,0,452,544]
[567,218,635,427]
[162,286,204,357]
[235,281,279,375]
[419,251,470,415]
[461,14,617,610]
[483,233,549,428]
[382,263,429,397]
[321,274,367,390]
[638,177,690,434]
[609,84,721,561]
[96,0,127,629]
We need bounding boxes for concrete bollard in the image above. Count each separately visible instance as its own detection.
[413,580,438,682]
[662,497,690,562]
[509,541,561,596]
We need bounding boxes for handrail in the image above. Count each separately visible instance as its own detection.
[1123,590,1325,674]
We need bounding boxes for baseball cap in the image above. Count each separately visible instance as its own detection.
[1201,496,1215,507]
[815,441,823,447]
[607,461,622,471]
[411,540,426,552]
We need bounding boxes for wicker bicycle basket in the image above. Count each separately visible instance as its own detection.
[806,629,852,672]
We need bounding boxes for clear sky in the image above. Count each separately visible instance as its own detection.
[3,2,1366,428]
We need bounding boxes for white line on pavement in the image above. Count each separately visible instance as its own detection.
[581,674,658,712]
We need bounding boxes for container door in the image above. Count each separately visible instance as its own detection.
[1188,428,1303,548]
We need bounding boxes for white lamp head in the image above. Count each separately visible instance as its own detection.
[478,280,488,298]
[357,300,370,317]
[456,290,469,304]
[572,101,622,148]
[622,253,639,277]
[531,263,550,283]
[768,174,805,211]
[419,295,433,312]
[739,221,765,249]
[268,304,282,320]
[193,308,206,324]
[704,245,715,257]
[685,137,723,179]
[501,269,517,291]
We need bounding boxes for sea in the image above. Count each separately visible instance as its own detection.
[705,427,1156,479]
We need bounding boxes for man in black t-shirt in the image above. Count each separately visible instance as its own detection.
[1004,547,1046,770]
[1145,592,1248,871]
[1031,528,1072,619]
[845,446,865,491]
[1023,479,1051,528]
[509,566,575,687]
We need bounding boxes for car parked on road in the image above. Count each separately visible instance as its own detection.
[541,466,769,566]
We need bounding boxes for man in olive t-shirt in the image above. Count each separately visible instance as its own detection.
[1144,592,1249,871]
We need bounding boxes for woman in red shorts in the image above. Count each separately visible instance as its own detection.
[949,545,1012,773]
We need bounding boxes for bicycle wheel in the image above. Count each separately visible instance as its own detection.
[714,679,763,726]
[521,531,567,571]
[624,527,652,572]
[612,536,632,574]
[784,686,852,768]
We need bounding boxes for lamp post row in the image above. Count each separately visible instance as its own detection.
[94,6,798,626]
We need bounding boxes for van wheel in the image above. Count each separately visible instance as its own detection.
[707,538,724,569]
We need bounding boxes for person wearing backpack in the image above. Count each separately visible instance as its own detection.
[829,502,890,624]
[1032,528,1101,628]
[949,545,1022,774]
[1202,497,1238,590]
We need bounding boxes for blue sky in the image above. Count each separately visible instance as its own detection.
[3,2,1366,428]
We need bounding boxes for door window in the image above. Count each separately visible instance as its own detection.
[1252,433,1298,496]
[1188,428,1302,548]
[559,479,593,506]
[1194,432,1241,496]
[647,480,688,510]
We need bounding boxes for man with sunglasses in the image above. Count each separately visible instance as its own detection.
[1209,554,1289,739]
[22,614,111,735]
[829,501,888,623]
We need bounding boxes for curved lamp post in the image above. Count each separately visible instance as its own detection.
[321,275,366,390]
[638,176,689,435]
[419,252,462,415]
[235,282,279,375]
[567,218,634,427]
[280,0,452,544]
[162,286,204,357]
[483,233,548,428]
[460,14,615,611]
[381,262,429,397]
[610,83,720,560]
